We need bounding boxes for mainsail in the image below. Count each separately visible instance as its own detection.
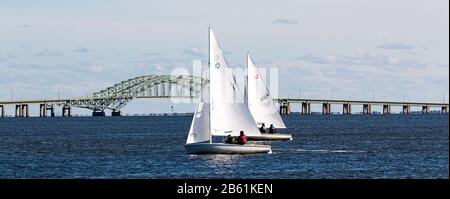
[247,54,286,128]
[209,28,261,137]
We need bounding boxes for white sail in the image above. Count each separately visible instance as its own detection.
[247,54,286,128]
[209,28,261,137]
[186,83,210,144]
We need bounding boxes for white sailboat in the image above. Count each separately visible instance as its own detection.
[184,28,272,154]
[246,54,293,141]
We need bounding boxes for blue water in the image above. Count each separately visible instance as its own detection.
[0,114,448,179]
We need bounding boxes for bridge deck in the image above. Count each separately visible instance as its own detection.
[276,98,449,107]
[1,97,448,107]
[0,96,194,105]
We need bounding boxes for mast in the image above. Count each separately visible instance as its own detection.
[246,53,250,106]
[208,26,212,144]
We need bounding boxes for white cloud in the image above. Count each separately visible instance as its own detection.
[378,43,414,50]
[34,49,64,57]
[155,64,163,71]
[74,46,89,53]
[388,57,399,65]
[272,18,299,25]
[296,52,427,69]
[183,47,207,57]
[17,24,31,28]
[421,46,431,50]
[89,63,104,73]
[134,61,146,68]
[295,54,329,64]
[142,52,160,56]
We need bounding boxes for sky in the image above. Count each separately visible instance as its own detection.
[0,0,449,115]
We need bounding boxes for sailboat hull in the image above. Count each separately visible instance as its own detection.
[247,133,293,141]
[185,143,272,154]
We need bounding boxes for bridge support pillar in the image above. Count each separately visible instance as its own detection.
[0,105,4,117]
[16,104,29,117]
[92,109,105,117]
[189,86,193,98]
[442,106,448,114]
[301,102,310,115]
[112,110,122,116]
[322,103,331,115]
[62,106,71,117]
[383,105,391,114]
[15,105,21,117]
[402,105,411,114]
[279,102,291,115]
[161,84,167,97]
[343,103,352,115]
[421,106,429,114]
[155,85,159,97]
[283,103,291,115]
[21,104,29,117]
[39,104,47,117]
[46,105,55,117]
[363,104,372,114]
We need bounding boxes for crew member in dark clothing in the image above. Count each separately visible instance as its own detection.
[225,135,236,144]
[237,131,247,145]
[259,123,267,133]
[268,124,277,134]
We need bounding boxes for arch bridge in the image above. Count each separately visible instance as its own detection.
[0,75,205,117]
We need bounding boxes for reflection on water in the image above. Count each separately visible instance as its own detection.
[187,154,253,176]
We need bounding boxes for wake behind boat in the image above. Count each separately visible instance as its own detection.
[184,27,271,155]
[245,54,293,141]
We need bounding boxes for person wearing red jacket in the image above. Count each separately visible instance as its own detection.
[237,131,247,144]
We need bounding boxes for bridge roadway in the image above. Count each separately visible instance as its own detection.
[1,97,446,107]
[276,98,449,115]
[0,96,448,117]
[0,96,196,117]
[0,96,193,105]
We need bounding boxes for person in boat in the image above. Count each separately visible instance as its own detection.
[259,123,267,133]
[237,131,247,145]
[225,135,236,144]
[268,124,277,134]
